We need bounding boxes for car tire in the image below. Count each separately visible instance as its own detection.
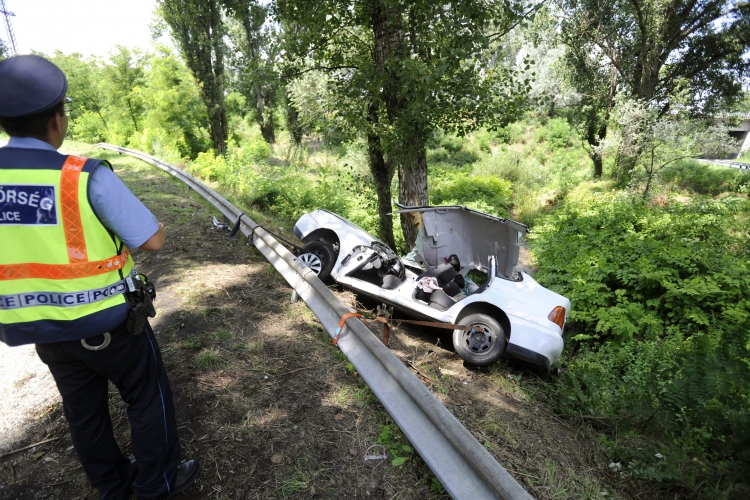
[298,240,336,282]
[452,313,506,367]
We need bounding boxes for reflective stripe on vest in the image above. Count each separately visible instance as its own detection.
[0,153,134,325]
[0,278,129,310]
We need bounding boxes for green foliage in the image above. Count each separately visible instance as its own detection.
[429,167,512,217]
[50,48,211,160]
[184,137,397,249]
[195,348,226,371]
[531,190,750,485]
[377,422,414,467]
[660,161,750,195]
[561,0,750,114]
[157,0,229,153]
[536,118,574,149]
[597,96,739,193]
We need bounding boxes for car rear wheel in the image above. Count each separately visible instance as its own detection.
[298,241,336,281]
[453,313,506,366]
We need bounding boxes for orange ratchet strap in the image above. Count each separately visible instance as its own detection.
[332,312,362,345]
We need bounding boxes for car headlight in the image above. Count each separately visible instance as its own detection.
[548,306,566,329]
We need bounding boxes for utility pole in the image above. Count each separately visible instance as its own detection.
[0,0,17,55]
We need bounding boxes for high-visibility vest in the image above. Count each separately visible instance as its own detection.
[0,148,134,345]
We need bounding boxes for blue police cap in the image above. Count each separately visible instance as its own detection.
[0,55,67,118]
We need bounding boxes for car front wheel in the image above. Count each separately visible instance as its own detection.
[298,240,336,281]
[453,313,506,366]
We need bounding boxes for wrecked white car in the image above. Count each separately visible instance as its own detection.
[293,205,570,370]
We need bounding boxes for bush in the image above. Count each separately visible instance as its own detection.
[530,191,750,488]
[68,110,107,143]
[441,135,464,152]
[495,122,523,144]
[429,168,512,217]
[660,160,750,195]
[536,117,574,149]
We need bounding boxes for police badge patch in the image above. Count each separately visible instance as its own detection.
[0,185,58,225]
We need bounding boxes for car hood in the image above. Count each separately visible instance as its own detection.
[393,203,529,278]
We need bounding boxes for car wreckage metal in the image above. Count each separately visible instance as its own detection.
[294,204,570,370]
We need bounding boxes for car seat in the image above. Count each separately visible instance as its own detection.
[418,263,457,287]
[382,275,402,290]
[429,289,456,311]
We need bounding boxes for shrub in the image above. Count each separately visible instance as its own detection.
[660,160,749,195]
[536,117,574,149]
[495,122,523,144]
[530,191,750,488]
[441,135,464,152]
[429,168,512,217]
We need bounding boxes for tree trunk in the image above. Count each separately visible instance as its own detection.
[255,84,275,144]
[370,1,428,250]
[590,150,604,178]
[206,94,228,155]
[397,145,429,250]
[126,99,140,132]
[367,102,396,249]
[286,99,303,145]
[260,121,275,144]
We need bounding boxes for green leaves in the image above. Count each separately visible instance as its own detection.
[533,191,750,481]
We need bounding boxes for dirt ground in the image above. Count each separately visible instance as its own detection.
[0,144,649,499]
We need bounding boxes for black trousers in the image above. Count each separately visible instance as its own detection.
[35,322,180,500]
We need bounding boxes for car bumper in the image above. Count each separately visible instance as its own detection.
[505,316,564,370]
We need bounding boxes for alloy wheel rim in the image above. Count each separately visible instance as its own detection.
[299,252,324,274]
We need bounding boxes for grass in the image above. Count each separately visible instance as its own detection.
[212,328,236,342]
[539,459,612,500]
[179,339,203,349]
[195,348,226,371]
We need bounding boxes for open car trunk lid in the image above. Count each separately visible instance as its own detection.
[393,203,529,278]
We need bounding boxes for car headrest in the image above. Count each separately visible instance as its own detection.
[435,263,457,287]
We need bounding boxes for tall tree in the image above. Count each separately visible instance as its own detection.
[157,0,229,154]
[102,47,146,141]
[561,35,618,178]
[136,47,212,158]
[49,52,109,131]
[563,0,750,112]
[277,0,530,248]
[561,0,750,178]
[224,0,281,144]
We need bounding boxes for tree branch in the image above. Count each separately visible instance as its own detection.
[284,65,360,79]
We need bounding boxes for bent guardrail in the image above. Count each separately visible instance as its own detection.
[95,143,534,500]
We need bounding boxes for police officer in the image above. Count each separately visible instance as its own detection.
[0,55,199,500]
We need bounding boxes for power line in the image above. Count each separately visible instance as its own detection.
[0,0,18,55]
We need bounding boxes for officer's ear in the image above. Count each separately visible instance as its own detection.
[47,103,68,149]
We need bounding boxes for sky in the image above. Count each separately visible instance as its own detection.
[2,0,165,57]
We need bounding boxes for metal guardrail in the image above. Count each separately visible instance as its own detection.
[698,158,750,171]
[95,144,533,500]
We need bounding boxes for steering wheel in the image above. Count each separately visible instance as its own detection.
[371,243,394,277]
[375,249,393,277]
